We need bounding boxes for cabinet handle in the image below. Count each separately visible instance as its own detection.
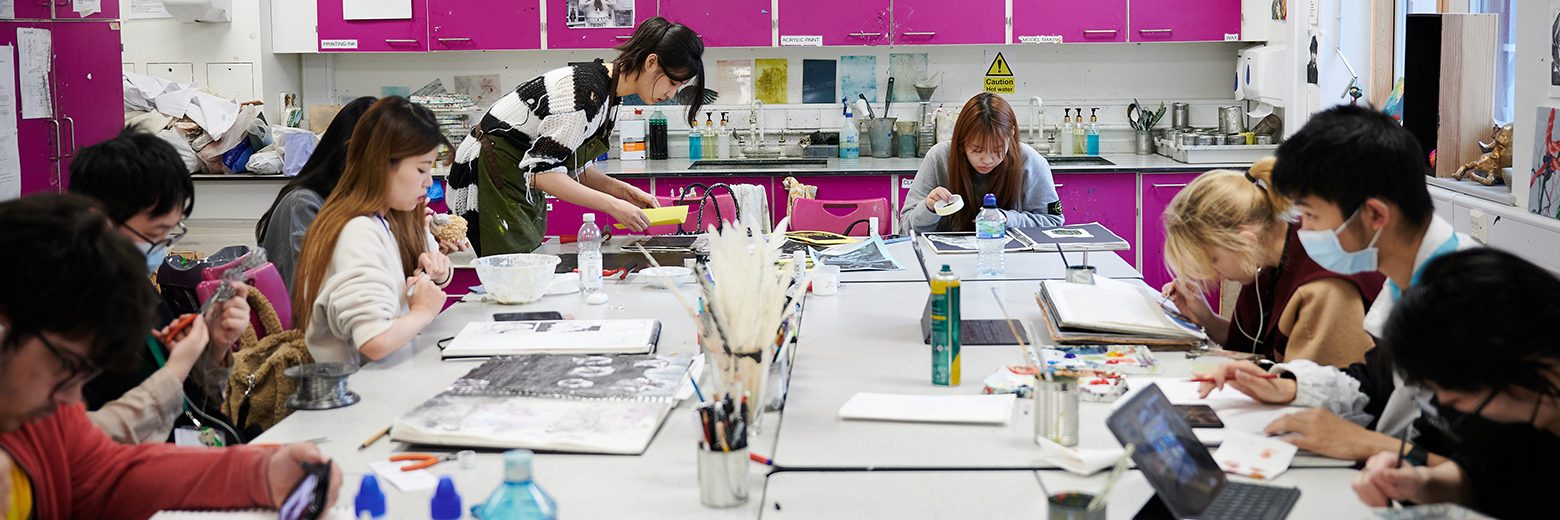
[1151,183,1188,188]
[615,35,632,40]
[848,32,883,38]
[61,116,76,158]
[46,119,60,161]
[1053,184,1065,188]
[384,39,420,44]
[436,37,472,42]
[1138,28,1174,34]
[1083,29,1118,36]
[902,31,936,37]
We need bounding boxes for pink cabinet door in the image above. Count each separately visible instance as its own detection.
[1129,0,1240,42]
[52,0,118,19]
[1140,172,1201,288]
[53,21,123,186]
[545,178,654,236]
[13,1,52,20]
[657,175,772,230]
[429,0,539,51]
[659,0,771,47]
[317,0,429,52]
[1013,0,1127,43]
[776,175,894,228]
[546,0,653,50]
[891,0,1004,45]
[1053,173,1138,268]
[0,22,59,194]
[777,0,890,46]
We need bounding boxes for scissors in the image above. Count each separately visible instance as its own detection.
[390,450,474,471]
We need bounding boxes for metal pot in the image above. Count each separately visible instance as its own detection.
[1179,133,1201,147]
[1171,102,1190,129]
[1217,105,1245,134]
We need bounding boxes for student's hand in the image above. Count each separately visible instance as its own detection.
[406,274,446,315]
[1353,451,1433,507]
[922,187,954,211]
[163,317,211,371]
[435,236,470,255]
[205,282,251,353]
[621,184,660,209]
[1265,408,1395,461]
[1161,278,1214,326]
[608,199,650,232]
[418,251,452,287]
[1195,361,1296,403]
[265,443,342,511]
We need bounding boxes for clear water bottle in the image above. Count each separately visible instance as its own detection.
[578,214,603,295]
[472,450,558,520]
[975,193,1006,277]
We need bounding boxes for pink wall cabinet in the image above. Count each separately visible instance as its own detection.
[777,0,890,46]
[317,0,430,52]
[53,21,124,183]
[13,1,53,20]
[52,0,119,19]
[2,22,61,195]
[890,0,1005,45]
[1053,173,1138,268]
[658,0,772,47]
[546,0,654,49]
[429,0,540,51]
[1129,0,1241,42]
[1139,172,1201,289]
[1012,0,1127,44]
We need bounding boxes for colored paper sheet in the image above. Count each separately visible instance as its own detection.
[754,58,788,105]
[839,55,877,104]
[801,59,837,104]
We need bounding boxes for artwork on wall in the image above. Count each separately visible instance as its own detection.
[1529,106,1560,221]
[567,0,634,29]
[839,55,877,103]
[453,74,502,107]
[755,59,788,105]
[716,60,753,105]
[801,59,836,104]
[1550,2,1560,98]
[888,53,928,102]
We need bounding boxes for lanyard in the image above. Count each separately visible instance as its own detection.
[1388,233,1460,299]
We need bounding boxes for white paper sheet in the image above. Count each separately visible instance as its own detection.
[72,0,99,17]
[1037,437,1126,476]
[367,460,437,492]
[343,0,410,20]
[0,46,18,201]
[0,1,15,20]
[838,393,1016,425]
[17,28,49,120]
[1212,430,1297,480]
[1117,378,1301,446]
[128,0,172,19]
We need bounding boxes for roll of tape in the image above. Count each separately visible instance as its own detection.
[934,194,965,216]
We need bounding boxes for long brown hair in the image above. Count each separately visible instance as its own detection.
[291,97,451,329]
[945,93,1025,231]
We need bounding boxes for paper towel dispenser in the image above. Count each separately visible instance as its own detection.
[163,0,232,23]
[1235,44,1287,107]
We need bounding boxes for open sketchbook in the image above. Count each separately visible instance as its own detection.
[393,353,694,454]
[441,319,662,359]
[920,232,1030,254]
[1011,222,1130,252]
[1036,278,1206,350]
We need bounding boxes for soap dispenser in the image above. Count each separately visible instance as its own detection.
[1072,107,1087,155]
[1058,109,1075,157]
[1086,108,1101,156]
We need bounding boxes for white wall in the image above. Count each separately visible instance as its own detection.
[119,0,302,122]
[1510,0,1545,212]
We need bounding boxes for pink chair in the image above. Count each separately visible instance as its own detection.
[789,197,891,236]
[196,261,292,338]
[643,185,740,235]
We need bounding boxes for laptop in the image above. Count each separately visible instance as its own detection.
[1106,384,1301,520]
[911,232,1024,346]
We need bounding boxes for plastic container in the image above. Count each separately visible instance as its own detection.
[578,214,602,295]
[648,109,668,160]
[975,194,1006,277]
[472,450,557,520]
[840,106,860,159]
[471,254,564,304]
[620,109,646,160]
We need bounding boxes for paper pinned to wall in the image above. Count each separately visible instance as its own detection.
[801,59,837,104]
[839,55,878,103]
[0,46,17,200]
[17,28,49,120]
[0,1,15,20]
[128,0,172,19]
[887,53,928,102]
[715,59,753,105]
[344,0,411,20]
[72,0,100,17]
[754,59,788,105]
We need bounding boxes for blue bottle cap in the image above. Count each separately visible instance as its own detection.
[354,474,386,519]
[430,476,462,520]
[983,193,997,207]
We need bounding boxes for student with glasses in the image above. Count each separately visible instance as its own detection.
[1353,249,1560,519]
[445,16,704,254]
[0,193,341,519]
[66,130,254,445]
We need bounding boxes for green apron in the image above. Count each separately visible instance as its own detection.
[476,131,611,255]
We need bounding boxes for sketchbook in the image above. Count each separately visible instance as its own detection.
[1035,278,1206,350]
[1011,222,1130,252]
[919,232,1029,254]
[446,353,694,402]
[440,319,662,359]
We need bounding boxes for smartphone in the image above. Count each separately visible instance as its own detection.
[1172,404,1225,429]
[278,462,331,520]
[493,311,564,321]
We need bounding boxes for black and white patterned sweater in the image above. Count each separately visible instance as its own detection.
[446,59,617,213]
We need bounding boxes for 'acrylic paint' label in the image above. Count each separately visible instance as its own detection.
[780,35,823,47]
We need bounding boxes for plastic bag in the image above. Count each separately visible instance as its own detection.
[246,150,283,174]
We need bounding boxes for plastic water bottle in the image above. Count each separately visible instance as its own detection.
[975,194,1006,277]
[472,450,557,520]
[579,214,603,295]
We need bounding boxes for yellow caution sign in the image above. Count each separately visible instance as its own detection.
[983,52,1015,94]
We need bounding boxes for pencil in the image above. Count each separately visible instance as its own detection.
[1187,374,1279,383]
[1392,427,1410,508]
[358,425,392,450]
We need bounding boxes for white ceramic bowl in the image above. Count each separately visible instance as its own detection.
[470,254,562,304]
[639,266,693,288]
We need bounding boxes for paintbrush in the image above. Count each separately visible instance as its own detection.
[1088,444,1136,512]
[990,286,1033,370]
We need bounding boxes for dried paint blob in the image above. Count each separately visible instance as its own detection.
[569,366,616,378]
[557,378,595,389]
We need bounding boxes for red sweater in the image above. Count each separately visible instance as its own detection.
[0,404,275,520]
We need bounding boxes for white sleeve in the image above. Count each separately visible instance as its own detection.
[1271,360,1374,425]
[317,218,404,350]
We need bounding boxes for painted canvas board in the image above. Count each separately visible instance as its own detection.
[716,59,754,105]
[839,55,877,103]
[755,58,788,105]
[888,53,928,103]
[567,0,635,28]
[1529,106,1560,220]
[802,59,836,104]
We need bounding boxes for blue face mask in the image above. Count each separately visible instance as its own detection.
[1297,208,1384,275]
[143,242,170,274]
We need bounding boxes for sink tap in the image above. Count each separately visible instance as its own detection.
[748,100,766,149]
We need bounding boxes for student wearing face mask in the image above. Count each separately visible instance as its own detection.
[68,131,253,445]
[1353,249,1560,519]
[1191,105,1480,464]
[900,93,1064,233]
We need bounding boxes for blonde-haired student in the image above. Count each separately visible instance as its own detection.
[1160,158,1383,367]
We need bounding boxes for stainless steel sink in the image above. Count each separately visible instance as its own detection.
[1043,156,1115,166]
[688,158,828,169]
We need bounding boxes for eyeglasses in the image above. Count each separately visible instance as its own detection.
[1414,390,1498,445]
[120,221,188,256]
[34,333,101,395]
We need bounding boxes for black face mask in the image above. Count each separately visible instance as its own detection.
[1416,390,1498,445]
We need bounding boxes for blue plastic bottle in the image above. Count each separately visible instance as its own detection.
[471,450,558,520]
[431,476,462,520]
